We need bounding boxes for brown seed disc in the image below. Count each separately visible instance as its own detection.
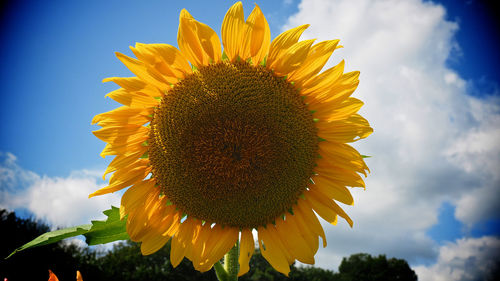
[149,61,318,228]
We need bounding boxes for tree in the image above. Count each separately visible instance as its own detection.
[337,253,418,281]
[0,209,83,281]
[88,240,218,281]
[2,209,419,280]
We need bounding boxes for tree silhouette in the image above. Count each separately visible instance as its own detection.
[1,209,418,281]
[337,253,418,281]
[0,209,82,280]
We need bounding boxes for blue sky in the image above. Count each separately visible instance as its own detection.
[1,0,499,280]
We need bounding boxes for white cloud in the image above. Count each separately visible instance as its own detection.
[284,0,500,275]
[0,152,39,193]
[414,236,500,281]
[0,152,120,228]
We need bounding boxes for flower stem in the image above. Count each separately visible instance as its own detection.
[214,241,239,281]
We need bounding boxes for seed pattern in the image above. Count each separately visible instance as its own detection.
[149,61,318,228]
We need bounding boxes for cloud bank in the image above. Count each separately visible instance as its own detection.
[414,236,500,281]
[0,152,120,228]
[283,0,500,276]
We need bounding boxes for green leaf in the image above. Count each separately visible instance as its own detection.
[6,224,92,259]
[6,206,128,259]
[84,206,129,245]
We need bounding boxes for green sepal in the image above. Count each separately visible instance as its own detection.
[6,206,129,259]
[191,64,198,71]
[260,55,267,67]
[361,155,372,158]
[222,51,229,61]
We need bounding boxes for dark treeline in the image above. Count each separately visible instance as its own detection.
[0,209,418,280]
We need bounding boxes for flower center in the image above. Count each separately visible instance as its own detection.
[149,61,318,228]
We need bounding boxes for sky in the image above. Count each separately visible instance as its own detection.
[1,0,499,280]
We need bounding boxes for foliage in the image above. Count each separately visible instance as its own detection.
[337,253,418,281]
[1,209,418,280]
[87,240,218,281]
[0,209,82,280]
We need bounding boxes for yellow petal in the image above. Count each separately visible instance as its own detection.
[295,199,327,247]
[258,226,290,276]
[108,158,148,185]
[76,271,83,281]
[318,141,369,176]
[267,24,309,68]
[266,224,294,264]
[120,179,157,217]
[140,232,170,255]
[99,138,148,158]
[103,77,162,98]
[289,40,340,83]
[105,88,159,108]
[103,150,147,180]
[311,175,355,205]
[170,217,197,267]
[326,97,364,120]
[178,9,221,67]
[131,43,191,83]
[275,217,315,264]
[191,222,213,269]
[221,2,245,61]
[306,189,353,227]
[102,77,146,91]
[92,124,149,144]
[92,106,150,126]
[89,165,150,197]
[271,39,315,75]
[286,212,318,253]
[115,52,170,91]
[238,229,255,276]
[201,225,238,269]
[315,161,366,188]
[126,194,170,242]
[241,4,270,64]
[316,114,373,143]
[302,60,346,96]
[308,83,360,122]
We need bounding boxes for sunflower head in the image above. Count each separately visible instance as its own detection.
[91,1,372,276]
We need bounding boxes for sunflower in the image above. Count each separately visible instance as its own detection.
[91,2,371,276]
